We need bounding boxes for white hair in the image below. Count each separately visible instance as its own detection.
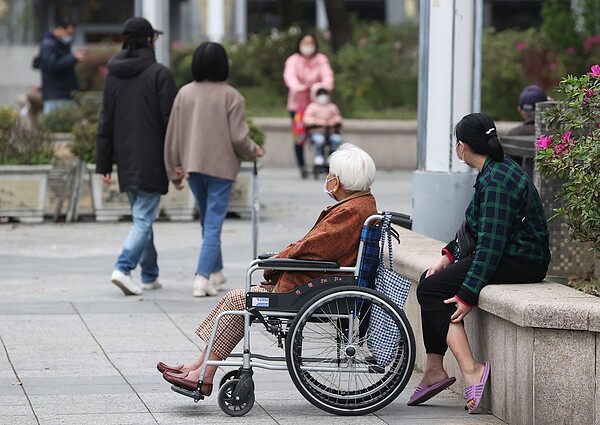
[328,144,376,191]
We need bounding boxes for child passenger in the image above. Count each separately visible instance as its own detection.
[303,86,343,166]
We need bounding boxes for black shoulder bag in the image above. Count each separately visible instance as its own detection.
[455,182,532,258]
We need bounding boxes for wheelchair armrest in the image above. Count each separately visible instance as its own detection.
[257,258,340,270]
[258,251,279,259]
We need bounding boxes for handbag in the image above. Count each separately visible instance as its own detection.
[453,181,533,259]
[455,219,476,258]
[367,212,412,367]
[291,110,306,145]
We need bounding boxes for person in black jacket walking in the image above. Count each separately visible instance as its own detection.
[96,17,177,296]
[38,20,85,113]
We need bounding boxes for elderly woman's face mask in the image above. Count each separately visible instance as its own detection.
[323,175,338,200]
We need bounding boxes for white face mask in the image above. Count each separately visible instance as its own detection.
[456,142,466,164]
[317,94,330,106]
[60,35,73,44]
[300,45,316,57]
[323,176,337,200]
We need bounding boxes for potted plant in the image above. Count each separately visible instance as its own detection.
[535,64,600,278]
[0,105,54,223]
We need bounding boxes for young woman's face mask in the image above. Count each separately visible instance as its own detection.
[456,141,466,164]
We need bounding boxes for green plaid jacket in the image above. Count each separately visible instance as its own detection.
[448,156,550,305]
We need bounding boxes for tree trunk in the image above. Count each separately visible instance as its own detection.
[323,0,353,52]
[275,0,304,28]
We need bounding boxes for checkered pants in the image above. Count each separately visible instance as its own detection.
[195,286,269,359]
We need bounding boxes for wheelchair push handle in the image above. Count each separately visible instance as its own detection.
[381,211,412,230]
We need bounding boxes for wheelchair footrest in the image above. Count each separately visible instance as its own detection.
[170,385,205,402]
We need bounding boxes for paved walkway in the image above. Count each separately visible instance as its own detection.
[0,168,505,424]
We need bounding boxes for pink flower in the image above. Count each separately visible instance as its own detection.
[393,41,402,51]
[548,62,557,71]
[567,47,575,55]
[357,38,368,48]
[590,64,600,77]
[536,135,552,150]
[516,41,526,51]
[562,131,572,143]
[555,143,569,156]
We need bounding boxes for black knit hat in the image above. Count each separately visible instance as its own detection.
[122,17,163,37]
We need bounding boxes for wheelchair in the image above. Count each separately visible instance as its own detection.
[169,211,416,416]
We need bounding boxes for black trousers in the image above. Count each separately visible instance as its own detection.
[416,255,547,355]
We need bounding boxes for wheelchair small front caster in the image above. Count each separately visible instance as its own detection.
[219,369,240,388]
[218,379,255,416]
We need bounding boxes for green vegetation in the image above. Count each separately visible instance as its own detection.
[0,106,54,165]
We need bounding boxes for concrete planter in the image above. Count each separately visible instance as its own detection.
[88,163,259,221]
[87,164,130,222]
[228,162,260,218]
[159,183,196,221]
[0,164,52,223]
[89,166,196,222]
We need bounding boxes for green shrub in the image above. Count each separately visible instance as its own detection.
[68,92,103,164]
[75,44,120,92]
[0,106,54,165]
[333,22,419,116]
[39,103,78,132]
[247,117,265,150]
[535,65,600,256]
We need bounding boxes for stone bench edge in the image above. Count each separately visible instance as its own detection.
[393,226,600,332]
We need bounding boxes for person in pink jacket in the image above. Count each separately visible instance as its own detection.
[303,86,343,168]
[283,33,334,178]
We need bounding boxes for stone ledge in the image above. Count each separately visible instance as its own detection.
[393,226,600,332]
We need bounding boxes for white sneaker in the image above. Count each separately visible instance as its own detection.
[141,279,162,291]
[314,155,325,166]
[111,270,143,296]
[193,275,218,297]
[209,270,228,291]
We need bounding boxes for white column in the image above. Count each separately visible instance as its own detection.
[316,0,328,31]
[413,0,479,241]
[234,0,247,42]
[207,0,225,42]
[142,0,169,66]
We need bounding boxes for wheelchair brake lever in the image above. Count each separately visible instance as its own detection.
[389,226,400,243]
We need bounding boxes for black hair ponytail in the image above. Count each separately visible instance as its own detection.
[123,35,151,57]
[455,112,504,162]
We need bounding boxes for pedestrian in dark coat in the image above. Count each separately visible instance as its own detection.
[38,20,84,113]
[96,17,177,296]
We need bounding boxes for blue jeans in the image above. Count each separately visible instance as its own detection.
[187,173,234,277]
[43,99,72,114]
[312,133,342,159]
[114,190,161,283]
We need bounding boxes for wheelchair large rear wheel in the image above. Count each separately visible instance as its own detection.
[286,285,415,415]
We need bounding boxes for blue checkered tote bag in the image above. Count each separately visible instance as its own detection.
[367,212,412,367]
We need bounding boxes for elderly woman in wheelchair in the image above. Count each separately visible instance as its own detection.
[157,144,415,416]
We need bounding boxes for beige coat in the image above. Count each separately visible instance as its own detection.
[164,81,261,182]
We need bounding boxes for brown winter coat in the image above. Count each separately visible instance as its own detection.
[264,191,377,293]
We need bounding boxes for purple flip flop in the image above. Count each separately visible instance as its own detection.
[465,360,491,414]
[407,376,457,406]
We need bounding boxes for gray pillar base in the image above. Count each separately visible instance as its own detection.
[412,170,476,242]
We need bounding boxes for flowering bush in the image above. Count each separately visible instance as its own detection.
[535,65,600,255]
